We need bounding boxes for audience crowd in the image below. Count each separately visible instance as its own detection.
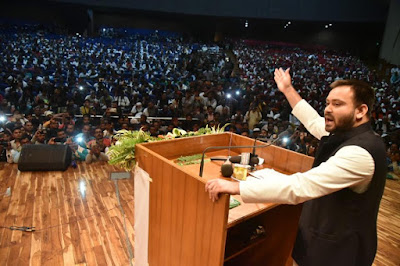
[0,23,399,178]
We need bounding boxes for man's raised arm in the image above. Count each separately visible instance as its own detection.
[274,68,302,109]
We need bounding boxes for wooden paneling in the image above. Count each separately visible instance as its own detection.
[136,141,229,266]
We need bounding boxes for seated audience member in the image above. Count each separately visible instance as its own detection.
[113,90,130,112]
[143,101,158,117]
[85,144,109,163]
[170,117,181,129]
[80,99,95,115]
[259,129,268,138]
[181,114,194,131]
[10,127,23,150]
[252,127,261,139]
[241,130,250,137]
[23,121,35,139]
[103,120,116,138]
[6,135,30,163]
[66,124,77,138]
[387,150,400,180]
[103,101,121,118]
[205,106,215,122]
[87,127,111,152]
[31,107,44,128]
[244,105,262,130]
[130,102,144,116]
[149,124,159,137]
[158,105,172,117]
[75,114,92,131]
[7,110,28,126]
[120,123,129,130]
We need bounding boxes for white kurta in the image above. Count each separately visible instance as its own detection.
[240,100,375,205]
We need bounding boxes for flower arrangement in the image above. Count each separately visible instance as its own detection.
[107,124,229,171]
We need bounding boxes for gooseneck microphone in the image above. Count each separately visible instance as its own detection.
[199,129,293,177]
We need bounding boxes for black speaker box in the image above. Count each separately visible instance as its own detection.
[18,144,72,171]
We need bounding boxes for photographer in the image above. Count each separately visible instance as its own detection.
[31,129,47,144]
[47,129,68,145]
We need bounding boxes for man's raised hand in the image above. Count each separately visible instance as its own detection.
[274,68,293,94]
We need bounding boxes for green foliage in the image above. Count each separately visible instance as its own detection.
[107,124,229,171]
[176,154,210,166]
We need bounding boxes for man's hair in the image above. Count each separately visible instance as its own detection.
[20,134,30,142]
[13,126,22,133]
[330,79,375,117]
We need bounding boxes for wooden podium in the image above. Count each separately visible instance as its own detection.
[135,132,314,266]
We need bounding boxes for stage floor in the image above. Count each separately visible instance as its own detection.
[0,163,398,265]
[0,162,134,265]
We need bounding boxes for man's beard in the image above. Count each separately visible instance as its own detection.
[326,112,355,133]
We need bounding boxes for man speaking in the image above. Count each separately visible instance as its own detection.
[205,68,387,266]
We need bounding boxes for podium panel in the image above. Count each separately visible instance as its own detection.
[136,133,314,266]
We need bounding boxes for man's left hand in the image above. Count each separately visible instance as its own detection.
[205,179,240,202]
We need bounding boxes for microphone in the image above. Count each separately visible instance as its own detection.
[220,159,234,177]
[199,129,293,177]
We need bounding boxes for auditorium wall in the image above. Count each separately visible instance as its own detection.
[380,0,400,65]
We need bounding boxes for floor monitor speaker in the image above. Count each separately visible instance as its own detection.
[18,144,72,171]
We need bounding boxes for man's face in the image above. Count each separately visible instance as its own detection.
[57,131,66,139]
[50,120,59,129]
[149,126,157,135]
[13,129,22,140]
[66,125,75,134]
[37,132,46,142]
[82,125,91,134]
[324,86,358,133]
[92,145,101,156]
[94,129,103,139]
[20,138,30,146]
[105,123,113,130]
[25,122,34,132]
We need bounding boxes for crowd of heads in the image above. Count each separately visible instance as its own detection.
[0,23,399,169]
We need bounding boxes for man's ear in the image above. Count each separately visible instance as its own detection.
[356,104,368,120]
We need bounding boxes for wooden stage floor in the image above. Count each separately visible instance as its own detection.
[0,163,399,265]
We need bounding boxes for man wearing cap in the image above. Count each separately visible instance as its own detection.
[131,102,143,116]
